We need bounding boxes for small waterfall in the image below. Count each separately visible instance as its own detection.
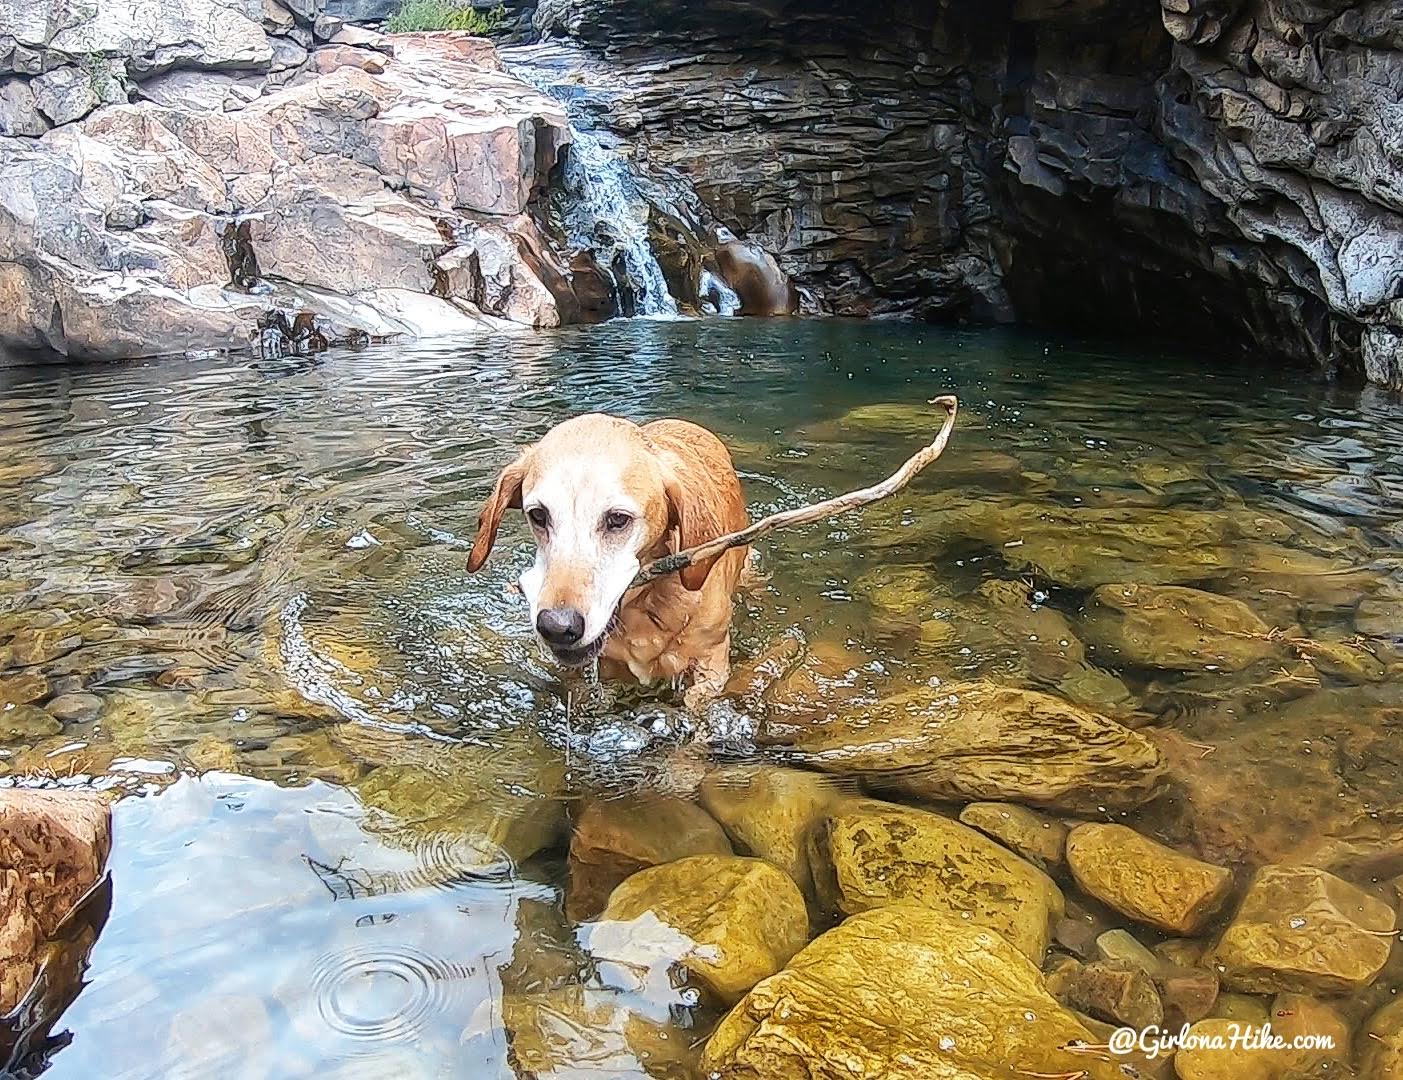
[553,126,679,318]
[699,269,741,316]
[509,54,680,319]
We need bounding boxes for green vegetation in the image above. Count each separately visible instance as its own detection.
[78,52,115,99]
[383,0,507,33]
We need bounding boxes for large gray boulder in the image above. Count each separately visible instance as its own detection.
[0,34,588,361]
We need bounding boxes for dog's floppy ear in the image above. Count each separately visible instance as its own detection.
[664,468,728,591]
[467,453,528,572]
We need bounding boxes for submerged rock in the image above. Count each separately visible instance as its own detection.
[811,798,1064,961]
[566,794,731,921]
[1268,993,1350,1075]
[0,705,62,743]
[1143,691,1403,874]
[701,904,1119,1080]
[1208,865,1394,996]
[597,855,809,1005]
[1046,957,1163,1029]
[502,984,703,1079]
[1360,998,1403,1080]
[958,801,1068,870]
[777,680,1166,813]
[698,765,837,898]
[1172,1018,1275,1080]
[1157,967,1219,1029]
[351,735,567,874]
[1080,584,1280,672]
[1065,823,1233,935]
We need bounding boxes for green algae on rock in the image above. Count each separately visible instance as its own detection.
[1066,823,1233,935]
[811,798,1064,961]
[1208,865,1394,996]
[597,855,810,1005]
[777,680,1166,813]
[701,904,1119,1080]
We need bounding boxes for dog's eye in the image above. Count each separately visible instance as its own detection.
[602,510,633,533]
[527,507,550,530]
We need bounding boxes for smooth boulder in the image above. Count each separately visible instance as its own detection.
[1066,823,1233,934]
[779,680,1166,813]
[702,904,1120,1080]
[811,798,1063,961]
[1208,865,1394,995]
[596,855,809,1005]
[1172,1018,1275,1080]
[1080,584,1279,672]
[699,765,836,897]
[566,794,731,920]
[958,801,1068,870]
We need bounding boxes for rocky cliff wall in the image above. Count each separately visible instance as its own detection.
[0,6,644,361]
[528,0,1403,387]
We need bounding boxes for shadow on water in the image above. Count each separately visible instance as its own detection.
[0,320,1401,1075]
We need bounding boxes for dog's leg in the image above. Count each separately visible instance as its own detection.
[682,634,732,711]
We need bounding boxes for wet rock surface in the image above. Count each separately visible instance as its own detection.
[959,800,1068,870]
[1208,864,1394,996]
[596,854,809,1004]
[777,680,1167,813]
[0,322,1400,1073]
[812,797,1064,961]
[521,0,1403,387]
[1047,956,1164,1029]
[1066,823,1233,935]
[701,903,1118,1080]
[1143,690,1403,874]
[1080,584,1280,673]
[699,765,837,898]
[0,789,111,1013]
[565,793,731,920]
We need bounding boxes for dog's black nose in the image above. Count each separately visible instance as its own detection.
[536,606,585,646]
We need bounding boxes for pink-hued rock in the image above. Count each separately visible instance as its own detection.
[0,789,111,1013]
[0,34,574,361]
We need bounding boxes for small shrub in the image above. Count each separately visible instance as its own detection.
[384,0,507,33]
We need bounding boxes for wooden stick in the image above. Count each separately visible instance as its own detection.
[633,394,959,587]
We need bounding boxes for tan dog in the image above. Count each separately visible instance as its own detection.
[467,414,749,706]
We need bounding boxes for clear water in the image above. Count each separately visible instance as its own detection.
[1,320,1401,1076]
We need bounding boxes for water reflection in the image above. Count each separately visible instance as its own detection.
[0,321,1401,1075]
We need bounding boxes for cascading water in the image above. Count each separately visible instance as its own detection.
[699,269,741,316]
[508,54,680,319]
[553,126,679,318]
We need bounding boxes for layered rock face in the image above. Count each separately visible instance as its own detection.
[0,7,637,360]
[526,0,1403,386]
